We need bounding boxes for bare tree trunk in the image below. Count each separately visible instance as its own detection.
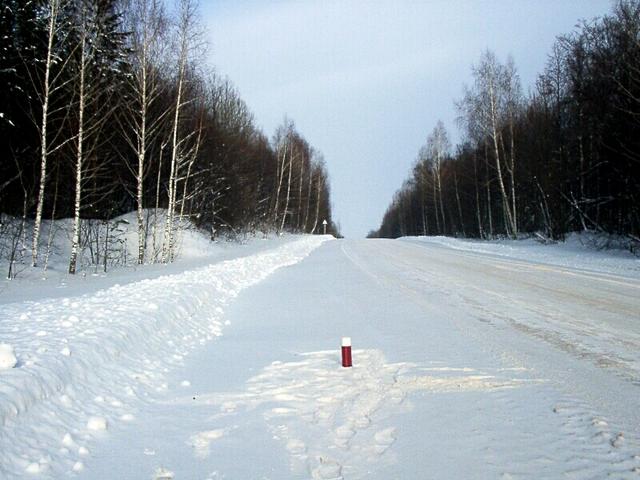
[473,150,483,238]
[32,0,61,267]
[68,32,87,275]
[436,158,446,234]
[103,220,109,273]
[310,175,323,234]
[7,199,27,280]
[296,153,305,230]
[272,142,287,227]
[499,129,518,237]
[7,157,28,279]
[535,178,553,238]
[179,113,204,220]
[302,157,313,232]
[508,122,517,236]
[279,151,294,233]
[485,142,493,237]
[43,167,59,272]
[503,56,521,237]
[420,169,428,236]
[433,173,440,233]
[152,143,164,261]
[118,0,168,264]
[454,170,466,237]
[162,84,182,263]
[136,64,148,265]
[578,128,588,231]
[162,1,191,264]
[489,80,515,238]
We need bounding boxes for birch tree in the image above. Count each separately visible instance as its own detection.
[31,0,64,267]
[279,140,294,233]
[302,149,316,232]
[68,3,92,274]
[427,120,450,234]
[121,0,168,265]
[68,0,127,274]
[462,50,517,238]
[271,118,293,229]
[501,56,523,236]
[162,0,199,263]
[310,163,325,234]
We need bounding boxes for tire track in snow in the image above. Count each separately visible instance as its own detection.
[334,240,640,478]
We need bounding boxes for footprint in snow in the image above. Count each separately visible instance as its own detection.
[610,432,624,448]
[286,438,307,455]
[334,425,355,448]
[374,427,396,446]
[310,457,342,480]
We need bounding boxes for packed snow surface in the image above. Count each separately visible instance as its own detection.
[1,234,640,478]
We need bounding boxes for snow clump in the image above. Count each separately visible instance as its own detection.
[0,343,18,369]
[87,416,108,431]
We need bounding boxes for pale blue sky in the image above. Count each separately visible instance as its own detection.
[202,0,612,237]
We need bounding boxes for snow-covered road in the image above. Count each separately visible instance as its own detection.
[2,238,639,478]
[82,239,640,479]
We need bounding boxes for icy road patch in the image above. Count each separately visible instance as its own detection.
[0,235,330,479]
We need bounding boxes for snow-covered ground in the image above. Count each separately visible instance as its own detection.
[0,229,331,478]
[1,234,640,478]
[0,211,286,303]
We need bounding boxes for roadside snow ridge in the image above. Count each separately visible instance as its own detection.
[0,235,329,479]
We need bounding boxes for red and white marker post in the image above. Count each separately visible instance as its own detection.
[341,337,352,367]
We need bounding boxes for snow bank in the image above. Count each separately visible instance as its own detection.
[0,209,266,294]
[0,235,330,478]
[401,233,640,278]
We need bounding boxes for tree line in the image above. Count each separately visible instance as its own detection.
[0,0,336,277]
[369,0,640,250]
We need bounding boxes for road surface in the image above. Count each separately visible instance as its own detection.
[82,239,640,479]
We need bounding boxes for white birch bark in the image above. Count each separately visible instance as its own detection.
[485,56,516,238]
[135,2,150,265]
[427,121,449,234]
[32,0,60,267]
[296,151,305,230]
[473,150,483,238]
[162,0,192,263]
[279,149,294,233]
[68,30,87,275]
[302,155,314,231]
[432,172,440,233]
[310,173,323,234]
[436,154,446,233]
[272,142,287,226]
[454,170,465,236]
[43,168,59,272]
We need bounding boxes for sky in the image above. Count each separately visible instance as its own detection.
[201,0,613,238]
